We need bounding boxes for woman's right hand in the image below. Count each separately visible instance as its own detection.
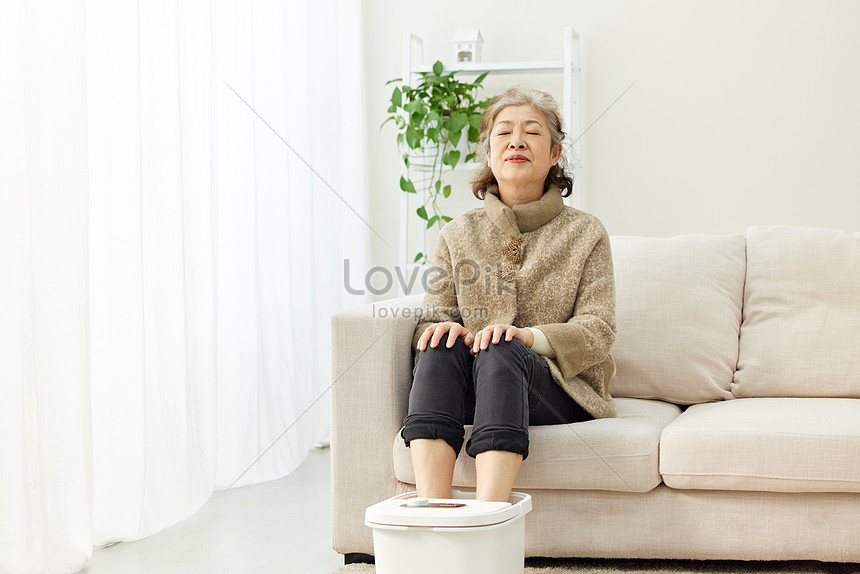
[416,322,475,352]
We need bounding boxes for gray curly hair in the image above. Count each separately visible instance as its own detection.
[471,85,573,199]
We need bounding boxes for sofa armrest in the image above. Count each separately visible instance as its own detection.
[330,293,424,555]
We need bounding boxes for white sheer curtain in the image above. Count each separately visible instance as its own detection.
[0,0,368,572]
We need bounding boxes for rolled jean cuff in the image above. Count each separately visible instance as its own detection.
[466,428,529,460]
[401,416,464,454]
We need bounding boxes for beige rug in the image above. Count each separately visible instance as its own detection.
[332,558,860,574]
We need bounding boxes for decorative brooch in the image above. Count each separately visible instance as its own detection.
[493,237,523,283]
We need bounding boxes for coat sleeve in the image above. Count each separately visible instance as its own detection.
[532,228,616,379]
[411,232,462,350]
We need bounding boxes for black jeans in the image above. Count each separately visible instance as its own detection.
[401,333,593,460]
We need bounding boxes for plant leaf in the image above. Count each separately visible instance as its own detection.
[414,252,424,263]
[426,215,439,229]
[442,184,451,198]
[443,150,461,168]
[400,176,416,193]
[448,111,468,133]
[448,128,462,148]
[403,101,422,114]
[416,206,428,220]
[435,180,442,193]
[474,71,490,85]
[441,215,453,223]
[391,87,402,108]
[405,126,420,149]
[433,60,444,76]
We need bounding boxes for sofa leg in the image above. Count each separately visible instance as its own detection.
[344,552,375,564]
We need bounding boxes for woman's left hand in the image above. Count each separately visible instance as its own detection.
[471,324,535,355]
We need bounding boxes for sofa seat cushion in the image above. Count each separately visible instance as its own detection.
[394,398,681,493]
[660,398,860,493]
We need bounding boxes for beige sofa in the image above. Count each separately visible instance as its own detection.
[330,225,860,563]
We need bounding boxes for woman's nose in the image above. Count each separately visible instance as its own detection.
[508,140,525,149]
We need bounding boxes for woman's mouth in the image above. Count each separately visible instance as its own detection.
[505,155,529,163]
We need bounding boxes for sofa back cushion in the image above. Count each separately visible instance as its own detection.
[609,235,745,404]
[733,226,860,398]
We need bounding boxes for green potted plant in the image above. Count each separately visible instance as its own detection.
[382,61,491,264]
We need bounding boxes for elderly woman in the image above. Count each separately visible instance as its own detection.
[401,86,617,503]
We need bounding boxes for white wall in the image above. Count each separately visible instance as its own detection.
[361,0,860,295]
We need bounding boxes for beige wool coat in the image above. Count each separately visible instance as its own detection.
[412,186,618,419]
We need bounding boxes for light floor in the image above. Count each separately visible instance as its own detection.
[82,446,344,574]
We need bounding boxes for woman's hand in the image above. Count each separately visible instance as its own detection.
[416,322,475,351]
[471,324,534,355]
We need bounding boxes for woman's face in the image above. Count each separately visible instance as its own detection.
[486,104,562,198]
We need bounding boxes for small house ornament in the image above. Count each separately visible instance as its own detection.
[452,28,483,63]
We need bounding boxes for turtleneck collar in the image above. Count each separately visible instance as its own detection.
[483,185,565,237]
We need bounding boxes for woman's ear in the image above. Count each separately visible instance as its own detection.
[551,143,563,165]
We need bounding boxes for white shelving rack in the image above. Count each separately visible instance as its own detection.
[399,27,581,271]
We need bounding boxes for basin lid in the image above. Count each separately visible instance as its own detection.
[365,491,531,528]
